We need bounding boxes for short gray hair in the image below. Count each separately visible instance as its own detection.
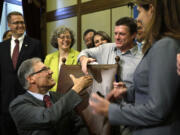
[18,58,42,89]
[50,25,75,49]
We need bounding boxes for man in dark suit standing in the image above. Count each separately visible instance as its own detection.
[9,57,92,135]
[0,11,43,135]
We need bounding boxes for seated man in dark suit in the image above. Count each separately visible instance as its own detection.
[9,57,92,135]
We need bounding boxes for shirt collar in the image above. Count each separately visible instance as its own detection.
[114,44,138,56]
[27,90,50,101]
[129,45,138,56]
[12,34,25,42]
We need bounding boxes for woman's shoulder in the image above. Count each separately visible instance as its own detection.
[44,51,59,64]
[70,48,80,55]
[45,51,59,58]
[147,37,180,58]
[153,37,180,49]
[156,37,179,44]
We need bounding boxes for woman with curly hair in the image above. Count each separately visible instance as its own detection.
[44,26,79,91]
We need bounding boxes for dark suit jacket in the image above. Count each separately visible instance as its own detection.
[108,37,180,135]
[9,90,88,135]
[0,35,43,134]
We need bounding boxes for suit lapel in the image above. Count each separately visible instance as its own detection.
[24,92,45,106]
[16,36,30,69]
[49,92,59,103]
[6,40,14,67]
[4,39,16,71]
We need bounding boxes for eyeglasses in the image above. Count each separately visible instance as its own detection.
[11,21,25,25]
[29,67,50,76]
[59,35,71,40]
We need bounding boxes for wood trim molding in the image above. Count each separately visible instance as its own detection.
[46,0,133,22]
[77,0,81,51]
[110,9,112,38]
[46,5,78,22]
[80,0,132,15]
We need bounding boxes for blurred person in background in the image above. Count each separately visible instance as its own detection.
[93,31,112,47]
[2,30,12,41]
[83,29,96,48]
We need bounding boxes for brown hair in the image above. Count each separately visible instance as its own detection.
[115,17,137,35]
[7,11,23,23]
[93,31,112,43]
[134,0,180,53]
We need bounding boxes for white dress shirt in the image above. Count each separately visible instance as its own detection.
[10,34,25,58]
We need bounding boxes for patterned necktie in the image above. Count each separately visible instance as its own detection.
[43,95,52,108]
[12,39,19,69]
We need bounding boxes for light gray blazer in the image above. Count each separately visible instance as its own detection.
[108,37,180,135]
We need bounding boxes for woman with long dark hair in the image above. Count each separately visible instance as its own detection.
[89,0,180,135]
